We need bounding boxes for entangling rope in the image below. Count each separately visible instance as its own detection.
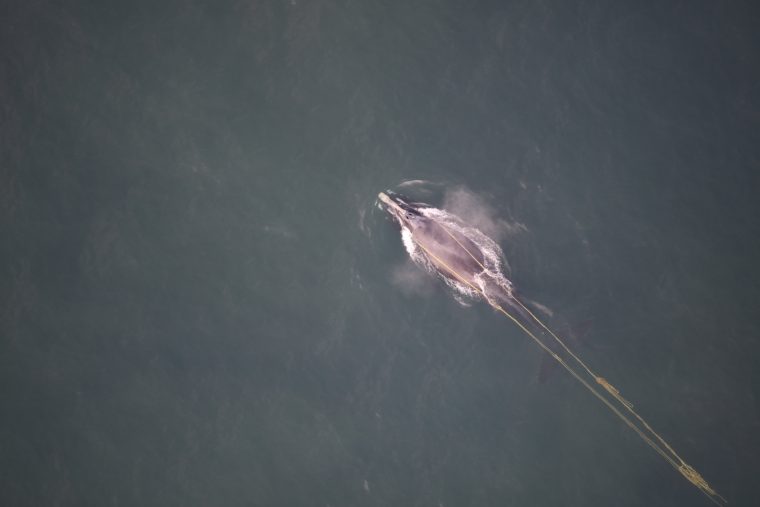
[410,223,725,506]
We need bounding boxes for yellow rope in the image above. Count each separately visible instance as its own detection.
[411,224,725,506]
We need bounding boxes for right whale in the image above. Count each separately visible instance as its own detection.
[378,191,533,323]
[377,190,724,506]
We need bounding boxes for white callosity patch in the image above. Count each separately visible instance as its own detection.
[400,227,419,259]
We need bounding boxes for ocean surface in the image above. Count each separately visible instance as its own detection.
[2,1,759,505]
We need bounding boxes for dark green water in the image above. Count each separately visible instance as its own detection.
[2,1,759,505]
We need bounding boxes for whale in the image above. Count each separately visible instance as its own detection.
[377,190,723,504]
[377,191,533,322]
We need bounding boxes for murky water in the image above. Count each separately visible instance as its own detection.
[2,1,759,505]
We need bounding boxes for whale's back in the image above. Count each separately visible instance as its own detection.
[412,219,486,284]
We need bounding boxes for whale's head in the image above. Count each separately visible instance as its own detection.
[378,192,426,232]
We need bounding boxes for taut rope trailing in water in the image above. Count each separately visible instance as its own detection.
[412,223,725,506]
